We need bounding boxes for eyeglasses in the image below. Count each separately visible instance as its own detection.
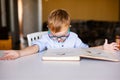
[48,30,70,42]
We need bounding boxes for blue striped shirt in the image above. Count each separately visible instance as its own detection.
[32,32,89,52]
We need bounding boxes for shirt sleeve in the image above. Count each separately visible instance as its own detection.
[75,37,89,48]
[31,38,46,53]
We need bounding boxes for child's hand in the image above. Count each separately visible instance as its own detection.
[103,39,119,52]
[0,50,20,60]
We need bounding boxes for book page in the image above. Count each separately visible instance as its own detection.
[42,48,91,56]
[80,48,120,61]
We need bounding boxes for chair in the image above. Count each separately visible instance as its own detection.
[27,31,48,46]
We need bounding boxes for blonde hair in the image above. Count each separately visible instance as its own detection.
[48,9,70,33]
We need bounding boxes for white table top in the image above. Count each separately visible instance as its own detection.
[0,53,120,80]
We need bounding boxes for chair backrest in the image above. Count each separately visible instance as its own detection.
[27,31,48,46]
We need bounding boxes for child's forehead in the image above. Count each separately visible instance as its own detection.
[50,27,69,34]
[52,24,68,30]
[51,30,68,36]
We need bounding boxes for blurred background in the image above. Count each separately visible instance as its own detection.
[0,0,120,50]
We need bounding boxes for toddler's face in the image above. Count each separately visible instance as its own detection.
[49,26,70,42]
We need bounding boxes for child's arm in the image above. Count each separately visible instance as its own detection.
[19,45,39,57]
[92,39,119,52]
[0,45,39,60]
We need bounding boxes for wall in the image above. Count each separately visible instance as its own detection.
[42,0,119,22]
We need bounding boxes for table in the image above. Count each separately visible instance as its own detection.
[0,53,120,80]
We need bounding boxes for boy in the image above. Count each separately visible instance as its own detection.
[0,9,119,60]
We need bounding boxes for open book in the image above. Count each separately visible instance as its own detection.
[42,48,120,61]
